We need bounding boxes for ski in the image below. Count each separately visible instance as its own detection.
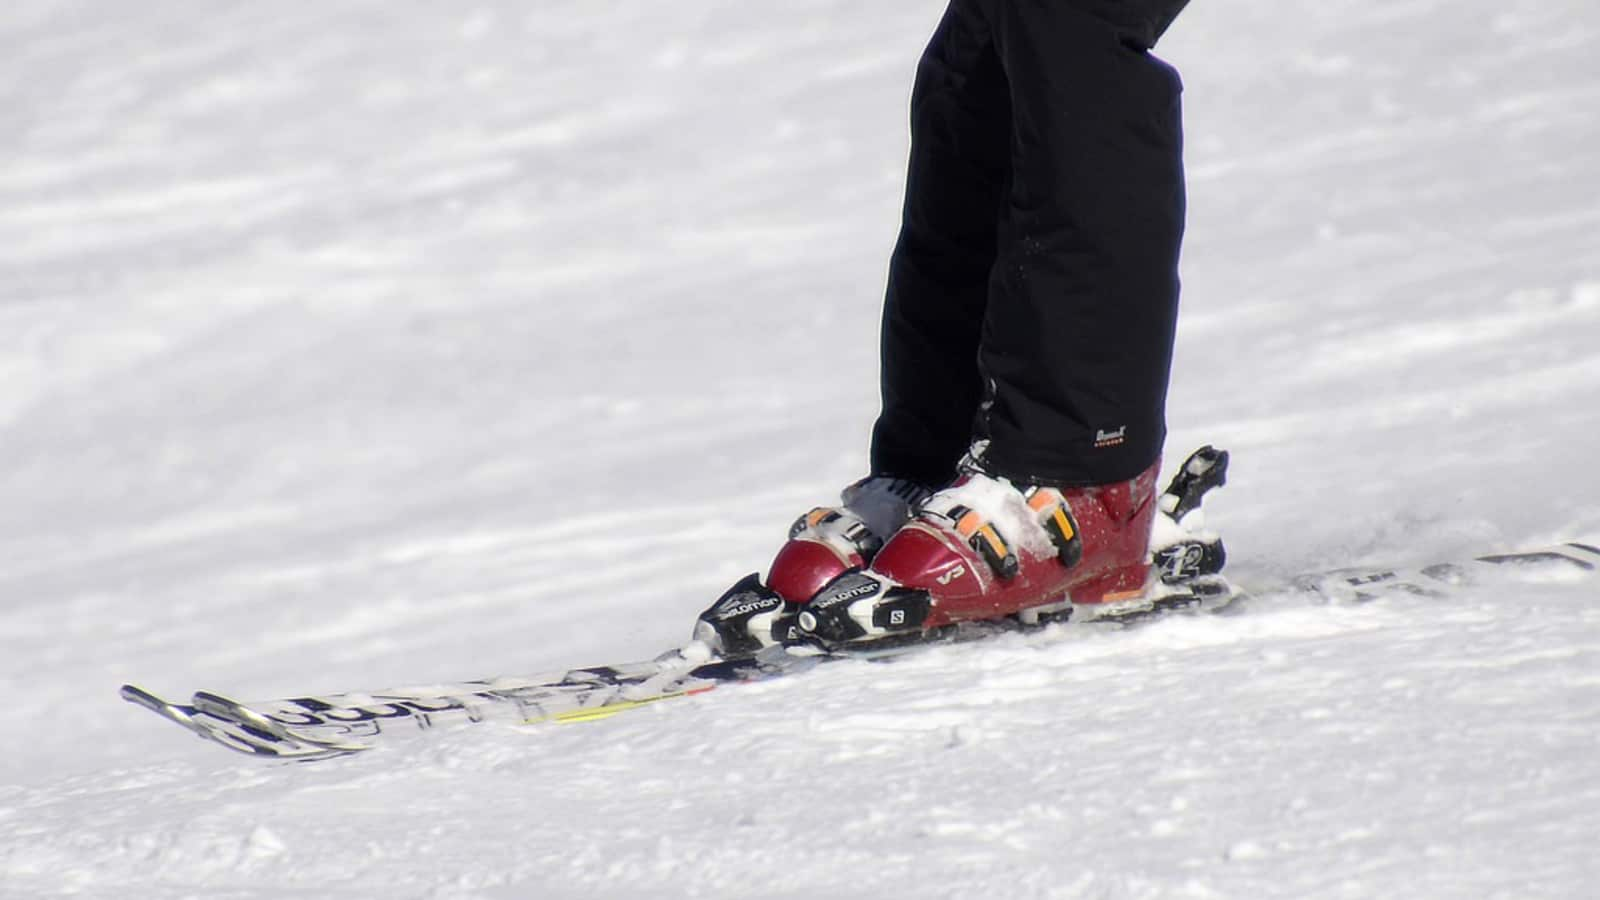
[118,541,1597,762]
[119,645,832,761]
[1286,542,1599,603]
[117,439,1599,762]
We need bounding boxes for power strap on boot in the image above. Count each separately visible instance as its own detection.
[788,506,884,561]
[945,505,1020,579]
[1024,486,1084,569]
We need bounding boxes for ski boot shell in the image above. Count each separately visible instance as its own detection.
[694,447,1232,654]
[765,476,931,605]
[792,447,1232,647]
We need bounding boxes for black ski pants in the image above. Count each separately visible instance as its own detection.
[869,0,1186,488]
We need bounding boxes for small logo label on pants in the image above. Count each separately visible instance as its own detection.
[1095,427,1127,448]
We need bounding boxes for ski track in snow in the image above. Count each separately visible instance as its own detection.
[2,1,1599,897]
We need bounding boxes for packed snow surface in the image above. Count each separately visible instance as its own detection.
[3,1,1599,897]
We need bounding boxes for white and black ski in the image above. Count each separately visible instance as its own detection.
[117,441,1599,762]
[119,540,1598,762]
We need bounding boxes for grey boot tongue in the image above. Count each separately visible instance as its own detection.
[843,477,933,541]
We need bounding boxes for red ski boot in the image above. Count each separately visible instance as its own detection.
[699,447,1231,653]
[692,475,931,656]
[763,475,932,605]
[793,456,1164,645]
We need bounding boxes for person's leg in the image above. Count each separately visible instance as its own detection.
[808,4,1189,637]
[973,1,1186,488]
[749,4,1195,641]
[869,0,1011,488]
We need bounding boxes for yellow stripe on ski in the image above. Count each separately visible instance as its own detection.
[535,686,717,725]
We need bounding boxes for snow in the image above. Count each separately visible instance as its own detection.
[2,1,1598,897]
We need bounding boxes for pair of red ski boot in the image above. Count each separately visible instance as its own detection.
[694,447,1228,656]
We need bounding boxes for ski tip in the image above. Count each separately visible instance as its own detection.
[120,683,208,733]
[120,683,170,711]
[190,690,374,754]
[1475,545,1599,572]
[1565,541,1600,561]
[121,684,368,761]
